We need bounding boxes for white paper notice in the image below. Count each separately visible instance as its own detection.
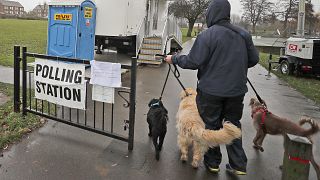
[92,85,115,104]
[90,60,121,87]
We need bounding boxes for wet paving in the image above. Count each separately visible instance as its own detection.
[0,39,319,180]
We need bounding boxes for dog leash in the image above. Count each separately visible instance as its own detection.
[159,62,171,101]
[247,78,264,105]
[155,54,190,96]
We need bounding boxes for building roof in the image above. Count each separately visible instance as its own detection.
[0,0,24,8]
[33,4,48,11]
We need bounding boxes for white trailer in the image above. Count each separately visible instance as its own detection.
[94,0,183,64]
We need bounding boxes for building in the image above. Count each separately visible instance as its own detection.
[32,4,48,18]
[0,0,24,16]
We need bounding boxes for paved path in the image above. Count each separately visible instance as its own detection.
[0,39,319,179]
[0,65,15,84]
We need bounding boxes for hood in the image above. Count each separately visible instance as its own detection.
[206,0,231,27]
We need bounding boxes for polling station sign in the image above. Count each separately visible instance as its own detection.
[34,59,86,110]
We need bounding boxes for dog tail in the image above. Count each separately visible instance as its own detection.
[299,118,319,137]
[201,122,242,146]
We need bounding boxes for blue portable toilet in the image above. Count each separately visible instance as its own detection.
[47,0,96,60]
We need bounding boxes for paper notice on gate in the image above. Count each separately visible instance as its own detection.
[92,85,115,104]
[90,60,121,87]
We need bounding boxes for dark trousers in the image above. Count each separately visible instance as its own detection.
[196,89,247,172]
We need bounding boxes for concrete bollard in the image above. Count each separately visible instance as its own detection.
[282,134,312,180]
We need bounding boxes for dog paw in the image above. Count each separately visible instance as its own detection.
[253,145,264,152]
[180,155,187,163]
[191,161,200,169]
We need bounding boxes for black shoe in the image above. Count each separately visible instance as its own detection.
[226,164,247,175]
[204,162,220,173]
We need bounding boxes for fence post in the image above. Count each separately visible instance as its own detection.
[13,46,21,113]
[267,53,273,77]
[282,134,312,180]
[22,47,27,116]
[128,57,137,151]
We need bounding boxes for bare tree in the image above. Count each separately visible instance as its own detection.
[169,0,210,37]
[275,0,298,37]
[275,0,315,37]
[240,0,273,34]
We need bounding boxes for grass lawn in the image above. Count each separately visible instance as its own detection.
[259,53,320,105]
[0,82,43,150]
[181,27,196,43]
[0,19,47,67]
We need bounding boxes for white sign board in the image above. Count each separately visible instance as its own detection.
[90,60,121,87]
[34,59,86,110]
[92,85,115,104]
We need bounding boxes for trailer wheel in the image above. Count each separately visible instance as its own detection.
[280,60,294,75]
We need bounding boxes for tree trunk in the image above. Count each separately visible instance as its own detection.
[187,20,196,37]
[283,18,288,37]
[252,23,256,34]
[283,0,293,37]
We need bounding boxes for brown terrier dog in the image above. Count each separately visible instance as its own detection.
[249,97,319,151]
[249,97,320,179]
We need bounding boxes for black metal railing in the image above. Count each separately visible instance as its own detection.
[13,46,137,150]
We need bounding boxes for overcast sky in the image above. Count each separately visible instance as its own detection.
[14,0,320,15]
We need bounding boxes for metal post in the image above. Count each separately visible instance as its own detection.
[297,0,306,37]
[267,53,272,77]
[22,47,27,116]
[128,57,137,151]
[282,134,312,180]
[13,46,21,112]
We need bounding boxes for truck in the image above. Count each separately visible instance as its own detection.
[277,0,320,76]
[48,0,183,65]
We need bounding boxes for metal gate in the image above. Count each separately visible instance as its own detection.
[13,46,137,150]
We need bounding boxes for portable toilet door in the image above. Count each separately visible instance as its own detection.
[77,1,96,60]
[47,5,79,58]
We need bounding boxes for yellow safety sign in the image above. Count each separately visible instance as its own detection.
[54,14,72,21]
[84,7,93,18]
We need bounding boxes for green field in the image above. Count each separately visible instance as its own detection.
[0,19,47,67]
[181,27,196,43]
[259,53,320,105]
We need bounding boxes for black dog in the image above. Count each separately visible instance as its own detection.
[147,99,168,160]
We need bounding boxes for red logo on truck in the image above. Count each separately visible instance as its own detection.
[288,44,298,52]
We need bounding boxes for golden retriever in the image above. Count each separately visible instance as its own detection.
[176,88,242,168]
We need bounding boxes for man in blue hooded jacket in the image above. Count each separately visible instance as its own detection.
[165,0,259,175]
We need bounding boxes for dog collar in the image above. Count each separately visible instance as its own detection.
[150,102,160,107]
